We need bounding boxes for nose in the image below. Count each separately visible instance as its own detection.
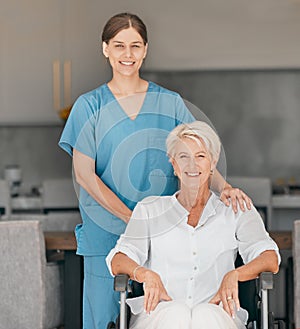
[188,157,198,168]
[124,46,132,58]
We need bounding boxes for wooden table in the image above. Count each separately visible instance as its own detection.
[45,232,82,329]
[44,230,292,329]
[269,231,292,250]
[45,230,293,251]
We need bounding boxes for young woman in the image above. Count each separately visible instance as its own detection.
[59,12,251,329]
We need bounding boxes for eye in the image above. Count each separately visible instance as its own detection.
[196,153,206,158]
[179,154,189,159]
[115,44,124,48]
[132,44,141,48]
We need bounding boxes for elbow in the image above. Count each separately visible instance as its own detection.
[111,252,123,276]
[269,261,279,274]
[111,257,118,276]
[74,167,92,190]
[267,250,280,274]
[74,168,85,187]
[272,257,280,274]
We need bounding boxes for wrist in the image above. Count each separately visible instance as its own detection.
[232,268,240,281]
[223,183,232,190]
[132,265,148,283]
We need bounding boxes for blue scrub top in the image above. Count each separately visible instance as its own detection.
[59,81,194,255]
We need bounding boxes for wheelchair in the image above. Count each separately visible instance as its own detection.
[107,256,285,329]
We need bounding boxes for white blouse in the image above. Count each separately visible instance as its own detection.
[106,192,280,309]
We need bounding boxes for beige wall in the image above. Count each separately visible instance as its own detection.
[1,0,300,123]
[99,0,300,69]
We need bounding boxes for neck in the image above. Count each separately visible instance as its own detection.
[177,184,211,211]
[108,74,146,97]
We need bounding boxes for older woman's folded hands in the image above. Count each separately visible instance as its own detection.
[141,269,172,314]
[209,270,240,318]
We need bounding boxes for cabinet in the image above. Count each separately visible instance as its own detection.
[0,0,108,124]
[271,195,300,231]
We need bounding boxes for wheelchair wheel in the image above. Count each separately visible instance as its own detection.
[107,321,116,329]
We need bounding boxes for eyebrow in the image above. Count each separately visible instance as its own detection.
[112,41,143,44]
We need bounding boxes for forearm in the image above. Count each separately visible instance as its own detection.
[235,250,279,282]
[211,169,231,193]
[111,252,140,279]
[112,252,153,283]
[73,149,132,222]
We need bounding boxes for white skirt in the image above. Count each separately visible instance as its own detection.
[129,301,246,329]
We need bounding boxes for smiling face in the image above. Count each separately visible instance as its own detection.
[102,27,148,78]
[171,136,215,190]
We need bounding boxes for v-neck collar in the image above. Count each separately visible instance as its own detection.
[104,81,152,121]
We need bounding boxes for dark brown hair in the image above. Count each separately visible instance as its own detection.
[101,13,148,45]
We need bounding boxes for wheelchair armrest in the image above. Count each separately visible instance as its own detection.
[259,272,273,290]
[258,272,274,329]
[114,274,130,292]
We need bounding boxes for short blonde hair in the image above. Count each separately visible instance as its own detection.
[166,121,221,164]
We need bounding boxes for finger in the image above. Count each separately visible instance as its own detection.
[161,291,172,301]
[231,197,238,213]
[143,290,149,312]
[144,289,154,313]
[227,298,235,318]
[245,196,252,210]
[220,193,230,207]
[209,295,220,305]
[149,292,159,312]
[222,299,231,316]
[237,195,245,212]
[221,293,231,315]
[232,290,240,311]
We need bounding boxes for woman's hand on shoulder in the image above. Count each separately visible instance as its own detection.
[138,269,172,313]
[220,185,252,213]
[209,269,240,319]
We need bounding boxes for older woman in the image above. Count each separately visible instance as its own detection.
[106,121,280,329]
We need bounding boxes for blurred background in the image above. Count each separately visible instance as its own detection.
[1,0,300,198]
[0,1,299,327]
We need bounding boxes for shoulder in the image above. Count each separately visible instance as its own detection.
[138,194,173,207]
[147,81,181,98]
[68,84,116,120]
[136,195,177,214]
[77,84,110,106]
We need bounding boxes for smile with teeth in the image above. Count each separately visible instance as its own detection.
[120,61,135,66]
[185,172,201,177]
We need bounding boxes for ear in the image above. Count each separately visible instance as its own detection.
[143,43,148,59]
[169,156,175,166]
[102,42,109,58]
[211,159,217,170]
[170,157,178,172]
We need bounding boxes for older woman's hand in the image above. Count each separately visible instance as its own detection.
[209,270,240,318]
[220,186,252,213]
[140,269,172,313]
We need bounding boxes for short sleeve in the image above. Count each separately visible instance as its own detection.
[236,207,281,265]
[106,202,150,276]
[58,95,97,159]
[175,95,195,124]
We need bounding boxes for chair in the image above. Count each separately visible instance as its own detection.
[0,220,63,329]
[0,179,11,218]
[43,211,81,231]
[227,176,272,229]
[42,178,78,212]
[293,220,300,328]
[9,211,81,232]
[109,262,284,329]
